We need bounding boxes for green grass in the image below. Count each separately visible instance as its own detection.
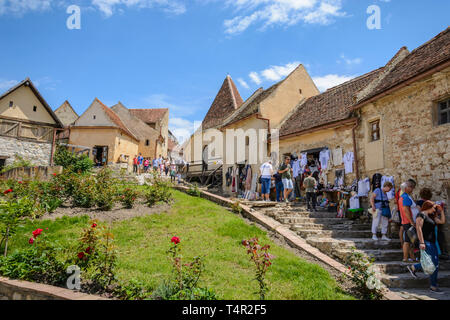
[7,190,354,300]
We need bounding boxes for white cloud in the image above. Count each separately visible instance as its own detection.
[249,71,262,85]
[0,0,51,16]
[312,74,355,92]
[169,117,201,143]
[0,0,185,17]
[91,0,186,17]
[0,79,19,91]
[222,0,346,34]
[261,61,299,81]
[338,54,362,66]
[237,78,250,89]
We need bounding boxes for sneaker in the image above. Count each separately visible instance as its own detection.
[407,265,418,279]
[372,235,379,241]
[381,235,391,241]
[430,287,445,295]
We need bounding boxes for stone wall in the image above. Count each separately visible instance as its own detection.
[0,277,107,300]
[279,124,357,187]
[0,136,52,166]
[356,67,450,252]
[1,166,63,181]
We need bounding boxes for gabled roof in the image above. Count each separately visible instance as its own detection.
[111,102,159,141]
[0,77,63,127]
[129,108,169,125]
[279,68,384,138]
[55,100,78,116]
[54,100,79,126]
[202,75,244,130]
[355,27,450,107]
[94,98,139,141]
[222,80,283,127]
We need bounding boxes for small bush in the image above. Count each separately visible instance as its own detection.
[186,184,201,197]
[94,168,117,211]
[144,178,172,207]
[54,145,94,174]
[119,188,139,209]
[114,279,152,300]
[71,175,96,208]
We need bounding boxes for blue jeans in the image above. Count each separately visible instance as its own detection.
[276,181,284,202]
[414,241,439,288]
[261,178,271,195]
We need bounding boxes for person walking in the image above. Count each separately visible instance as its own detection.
[279,156,293,203]
[152,157,159,173]
[274,172,284,202]
[370,181,393,241]
[132,155,138,174]
[407,201,446,294]
[143,158,150,173]
[399,179,419,263]
[259,160,273,202]
[303,171,317,211]
[137,153,144,175]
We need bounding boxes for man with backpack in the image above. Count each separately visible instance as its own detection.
[303,171,317,211]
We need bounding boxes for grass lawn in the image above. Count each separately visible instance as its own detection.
[8,190,354,300]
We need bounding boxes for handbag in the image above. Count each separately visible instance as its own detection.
[420,249,437,275]
[407,226,418,245]
[380,190,391,219]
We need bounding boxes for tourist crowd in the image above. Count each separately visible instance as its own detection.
[132,154,180,182]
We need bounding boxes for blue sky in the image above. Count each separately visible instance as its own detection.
[0,0,449,142]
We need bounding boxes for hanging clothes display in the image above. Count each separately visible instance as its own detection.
[319,149,330,171]
[357,178,371,197]
[332,147,343,166]
[292,159,301,178]
[245,165,252,191]
[343,152,354,174]
[371,173,382,191]
[300,153,308,169]
[381,175,395,200]
[349,195,360,209]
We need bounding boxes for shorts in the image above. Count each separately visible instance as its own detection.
[402,224,412,243]
[282,178,293,190]
[261,178,271,195]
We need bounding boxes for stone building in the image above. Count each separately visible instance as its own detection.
[219,64,320,195]
[352,27,450,250]
[111,102,161,160]
[0,78,63,170]
[278,68,384,187]
[54,100,79,143]
[129,108,169,158]
[69,98,140,167]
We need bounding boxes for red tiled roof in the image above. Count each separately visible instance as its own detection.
[95,98,139,141]
[357,27,450,105]
[202,75,244,130]
[279,68,384,137]
[129,108,168,124]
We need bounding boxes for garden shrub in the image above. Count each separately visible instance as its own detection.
[113,279,152,300]
[71,175,96,208]
[94,168,117,211]
[0,228,67,286]
[153,236,218,300]
[119,188,139,209]
[144,178,173,207]
[186,184,201,197]
[54,145,94,174]
[343,248,383,300]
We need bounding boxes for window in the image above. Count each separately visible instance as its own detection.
[245,136,249,146]
[93,115,96,120]
[438,99,450,125]
[9,101,13,108]
[33,106,37,112]
[369,120,380,142]
[146,139,150,146]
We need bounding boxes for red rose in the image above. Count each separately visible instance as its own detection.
[85,247,93,254]
[18,181,23,184]
[91,223,97,228]
[171,236,180,245]
[52,173,57,177]
[29,238,34,244]
[77,252,85,259]
[32,228,43,238]
[3,189,13,195]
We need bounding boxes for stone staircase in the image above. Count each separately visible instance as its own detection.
[260,203,450,300]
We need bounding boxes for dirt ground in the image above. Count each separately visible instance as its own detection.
[41,202,172,223]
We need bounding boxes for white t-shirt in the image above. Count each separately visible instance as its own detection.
[343,152,354,174]
[260,162,273,178]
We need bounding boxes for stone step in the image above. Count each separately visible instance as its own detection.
[306,237,401,253]
[292,223,371,231]
[277,217,348,225]
[296,229,373,239]
[380,271,450,289]
[334,249,404,262]
[375,260,450,274]
[390,287,450,300]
